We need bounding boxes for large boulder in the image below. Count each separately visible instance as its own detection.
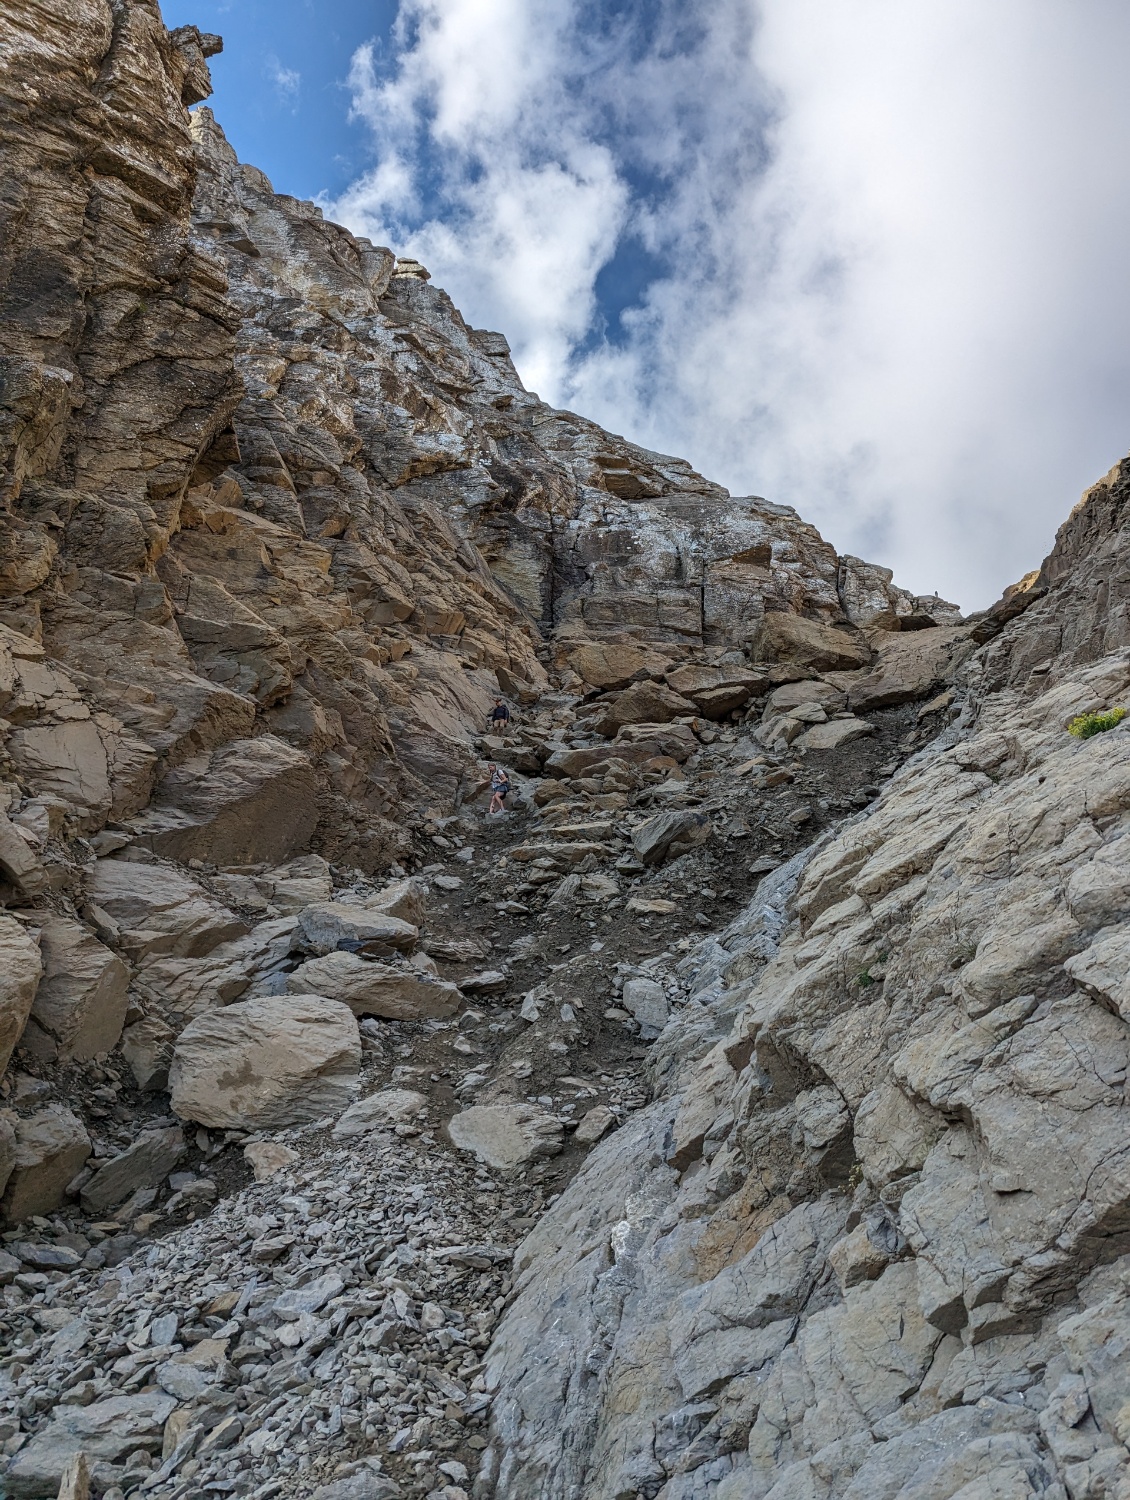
[665,663,763,717]
[295,903,418,956]
[563,641,673,692]
[169,994,360,1129]
[128,735,318,866]
[286,953,461,1019]
[447,1103,563,1169]
[0,913,42,1075]
[845,626,972,711]
[364,876,427,929]
[3,1392,176,1498]
[631,809,712,866]
[590,680,697,735]
[79,1127,186,1215]
[21,915,128,1062]
[85,860,246,960]
[0,1106,90,1223]
[754,612,871,671]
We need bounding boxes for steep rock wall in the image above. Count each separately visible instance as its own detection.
[476,475,1130,1499]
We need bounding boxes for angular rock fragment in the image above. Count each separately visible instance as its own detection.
[365,876,428,928]
[631,809,711,865]
[4,1393,176,1498]
[797,715,874,752]
[333,1088,429,1139]
[621,977,669,1037]
[243,1139,298,1180]
[295,902,418,956]
[120,1015,177,1091]
[447,1104,563,1169]
[0,912,42,1074]
[574,1105,616,1144]
[0,1105,90,1224]
[287,953,461,1019]
[79,1127,186,1215]
[22,915,129,1062]
[755,611,871,670]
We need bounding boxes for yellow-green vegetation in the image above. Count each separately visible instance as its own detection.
[1068,707,1127,739]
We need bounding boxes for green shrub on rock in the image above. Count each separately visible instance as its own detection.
[1067,707,1127,739]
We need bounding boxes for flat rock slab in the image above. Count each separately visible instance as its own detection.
[4,1392,176,1498]
[575,1105,616,1144]
[798,717,874,752]
[295,902,418,956]
[286,953,461,1019]
[447,1104,563,1170]
[169,993,360,1130]
[80,1126,186,1214]
[333,1087,428,1139]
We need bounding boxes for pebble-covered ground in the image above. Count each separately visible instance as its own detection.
[0,695,941,1500]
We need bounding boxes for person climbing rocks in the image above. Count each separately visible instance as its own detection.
[487,762,511,815]
[487,696,511,731]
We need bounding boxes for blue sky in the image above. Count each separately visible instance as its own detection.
[163,0,396,200]
[166,0,1130,609]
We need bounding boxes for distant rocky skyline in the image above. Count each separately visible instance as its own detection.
[170,0,1130,608]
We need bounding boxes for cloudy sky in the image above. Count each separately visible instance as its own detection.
[169,0,1130,609]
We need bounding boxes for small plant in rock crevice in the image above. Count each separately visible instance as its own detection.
[1067,707,1126,739]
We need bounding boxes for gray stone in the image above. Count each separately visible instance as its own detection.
[273,1273,344,1319]
[4,1392,176,1498]
[447,1104,563,1169]
[621,977,669,1037]
[295,902,418,956]
[80,1128,186,1215]
[10,1241,81,1270]
[631,809,711,866]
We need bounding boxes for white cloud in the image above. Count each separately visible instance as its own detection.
[330,0,1130,608]
[266,54,301,106]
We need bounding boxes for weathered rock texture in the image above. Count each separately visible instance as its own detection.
[477,475,1130,1498]
[3,6,1128,1500]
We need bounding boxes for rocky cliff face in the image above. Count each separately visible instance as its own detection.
[2,4,1129,1500]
